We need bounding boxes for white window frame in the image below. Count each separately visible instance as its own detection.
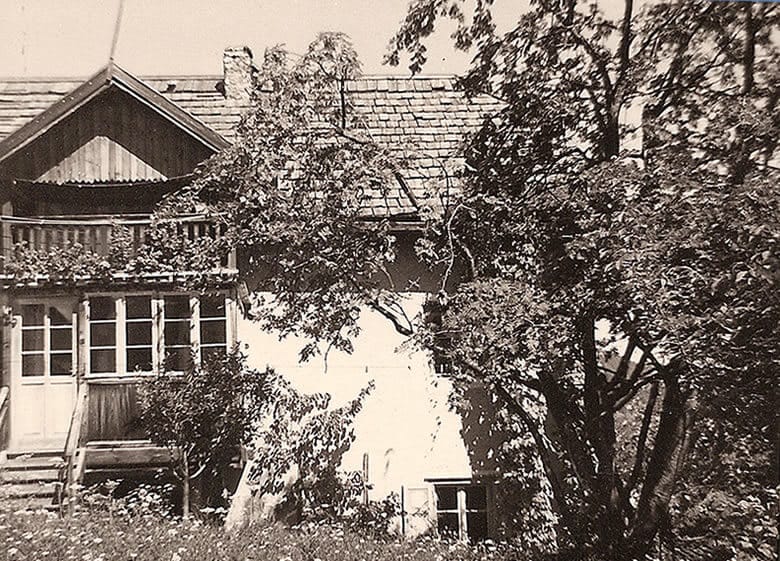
[430,480,491,543]
[18,300,77,379]
[84,291,233,379]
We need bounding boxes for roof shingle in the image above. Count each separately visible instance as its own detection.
[0,73,501,217]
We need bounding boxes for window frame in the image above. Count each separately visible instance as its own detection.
[84,291,233,379]
[429,480,491,543]
[19,301,77,378]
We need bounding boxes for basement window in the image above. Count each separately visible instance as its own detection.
[434,483,489,542]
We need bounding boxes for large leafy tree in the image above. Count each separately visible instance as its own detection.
[157,7,777,559]
[163,32,409,361]
[386,0,778,559]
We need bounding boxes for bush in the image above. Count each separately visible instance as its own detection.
[136,348,271,518]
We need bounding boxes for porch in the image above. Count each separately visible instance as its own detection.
[0,287,239,513]
[0,379,177,513]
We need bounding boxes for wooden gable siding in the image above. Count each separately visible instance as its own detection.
[0,87,213,183]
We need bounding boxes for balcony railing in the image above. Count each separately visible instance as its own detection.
[0,214,236,279]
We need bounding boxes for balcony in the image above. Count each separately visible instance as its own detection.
[0,214,237,285]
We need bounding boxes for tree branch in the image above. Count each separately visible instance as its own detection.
[626,380,659,495]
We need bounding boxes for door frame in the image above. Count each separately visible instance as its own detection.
[9,296,78,451]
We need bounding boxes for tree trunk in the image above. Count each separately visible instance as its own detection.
[603,112,621,159]
[581,317,624,557]
[628,378,697,559]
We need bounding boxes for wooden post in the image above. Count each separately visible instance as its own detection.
[362,452,370,506]
[181,448,190,519]
[1,199,12,265]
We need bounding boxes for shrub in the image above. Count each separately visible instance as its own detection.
[136,348,271,518]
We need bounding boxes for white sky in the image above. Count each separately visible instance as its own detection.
[0,0,629,78]
[0,0,476,77]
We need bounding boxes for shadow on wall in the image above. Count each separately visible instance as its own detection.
[457,384,540,539]
[459,385,504,476]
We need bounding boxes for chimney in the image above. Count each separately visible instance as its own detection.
[223,46,254,104]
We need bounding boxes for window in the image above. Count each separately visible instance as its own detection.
[163,295,192,371]
[126,296,153,372]
[434,484,489,542]
[21,303,74,377]
[199,294,228,362]
[87,293,230,376]
[89,297,117,374]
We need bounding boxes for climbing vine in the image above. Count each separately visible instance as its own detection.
[0,219,230,288]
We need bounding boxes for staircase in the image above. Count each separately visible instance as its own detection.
[0,451,64,512]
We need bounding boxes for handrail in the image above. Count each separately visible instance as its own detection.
[0,386,9,451]
[1,214,237,277]
[62,383,89,515]
[0,213,212,226]
[64,384,88,460]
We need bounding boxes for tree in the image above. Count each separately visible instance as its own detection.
[387,0,777,558]
[156,8,777,558]
[164,32,410,362]
[137,349,270,518]
[249,371,374,523]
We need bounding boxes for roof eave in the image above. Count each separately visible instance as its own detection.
[0,63,229,165]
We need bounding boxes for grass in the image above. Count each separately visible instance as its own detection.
[0,488,531,561]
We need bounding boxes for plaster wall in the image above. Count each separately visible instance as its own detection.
[236,292,477,500]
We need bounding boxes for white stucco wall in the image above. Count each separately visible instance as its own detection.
[238,293,473,490]
[228,292,477,530]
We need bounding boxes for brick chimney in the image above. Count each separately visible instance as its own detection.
[223,46,254,104]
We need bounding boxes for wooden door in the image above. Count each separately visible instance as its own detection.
[10,299,77,451]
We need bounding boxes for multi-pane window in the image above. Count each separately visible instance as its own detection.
[86,293,229,376]
[434,484,489,542]
[21,304,74,377]
[89,297,117,374]
[163,295,192,371]
[126,296,153,372]
[199,294,227,362]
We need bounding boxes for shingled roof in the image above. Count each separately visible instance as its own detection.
[0,73,502,217]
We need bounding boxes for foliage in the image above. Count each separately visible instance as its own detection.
[347,493,402,540]
[136,348,271,518]
[157,32,409,361]
[249,370,375,524]
[0,499,536,561]
[0,218,230,288]
[78,480,178,521]
[388,0,778,559]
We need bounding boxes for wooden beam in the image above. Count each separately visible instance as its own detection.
[85,445,176,469]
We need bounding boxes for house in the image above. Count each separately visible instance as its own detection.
[0,46,523,540]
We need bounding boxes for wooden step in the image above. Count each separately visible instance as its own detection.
[0,481,59,498]
[85,443,174,469]
[2,456,65,471]
[0,468,61,483]
[0,495,58,512]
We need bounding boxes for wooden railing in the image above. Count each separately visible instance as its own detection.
[6,217,150,256]
[0,215,236,273]
[61,383,89,516]
[0,386,9,452]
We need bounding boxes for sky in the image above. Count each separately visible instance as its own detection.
[0,0,478,78]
